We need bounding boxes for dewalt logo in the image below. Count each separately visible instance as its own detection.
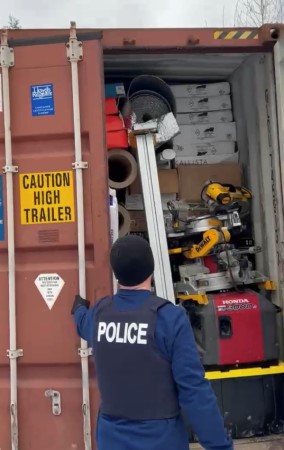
[196,236,211,254]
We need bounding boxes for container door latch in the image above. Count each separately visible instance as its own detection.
[45,389,61,415]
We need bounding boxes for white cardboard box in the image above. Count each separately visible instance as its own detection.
[176,95,232,113]
[171,82,230,98]
[175,153,239,166]
[176,110,233,126]
[173,123,237,148]
[173,141,236,157]
[125,193,176,211]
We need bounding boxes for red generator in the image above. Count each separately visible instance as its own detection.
[185,290,279,367]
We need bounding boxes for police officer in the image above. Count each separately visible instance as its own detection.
[72,235,234,450]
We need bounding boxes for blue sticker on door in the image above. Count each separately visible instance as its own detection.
[0,176,4,241]
[31,84,55,117]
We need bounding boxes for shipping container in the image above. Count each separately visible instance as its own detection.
[1,24,284,450]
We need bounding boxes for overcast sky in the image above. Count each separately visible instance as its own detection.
[2,0,239,28]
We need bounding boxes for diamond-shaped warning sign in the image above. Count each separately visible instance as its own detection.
[35,273,65,310]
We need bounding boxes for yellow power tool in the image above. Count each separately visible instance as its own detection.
[169,228,231,259]
[201,181,252,206]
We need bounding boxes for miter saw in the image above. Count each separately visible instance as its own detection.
[166,181,272,304]
[201,180,252,207]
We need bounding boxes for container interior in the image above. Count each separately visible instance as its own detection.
[104,50,284,354]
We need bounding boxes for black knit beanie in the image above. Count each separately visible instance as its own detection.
[110,235,154,287]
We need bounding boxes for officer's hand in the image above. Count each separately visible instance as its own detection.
[71,294,90,315]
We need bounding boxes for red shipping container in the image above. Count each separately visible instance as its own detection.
[1,22,284,450]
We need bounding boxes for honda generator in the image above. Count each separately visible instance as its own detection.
[183,290,279,367]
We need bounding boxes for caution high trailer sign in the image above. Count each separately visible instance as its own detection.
[19,171,75,224]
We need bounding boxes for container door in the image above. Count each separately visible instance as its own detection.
[0,26,111,450]
[274,31,284,320]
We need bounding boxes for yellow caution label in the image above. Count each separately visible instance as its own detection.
[214,30,259,40]
[20,171,75,225]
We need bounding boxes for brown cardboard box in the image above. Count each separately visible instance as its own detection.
[126,192,177,211]
[130,210,182,233]
[178,163,242,203]
[130,169,178,195]
[129,211,147,232]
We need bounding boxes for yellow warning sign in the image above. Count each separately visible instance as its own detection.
[20,171,75,225]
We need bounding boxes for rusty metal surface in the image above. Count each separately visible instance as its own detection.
[102,25,284,51]
[4,24,284,53]
[0,35,110,450]
[0,24,284,450]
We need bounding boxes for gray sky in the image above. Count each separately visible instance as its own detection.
[3,0,239,28]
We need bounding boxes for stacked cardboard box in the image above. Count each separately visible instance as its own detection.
[125,163,242,234]
[122,82,241,235]
[126,169,179,233]
[170,82,238,165]
[177,163,242,202]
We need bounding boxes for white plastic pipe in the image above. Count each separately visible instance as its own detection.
[68,23,92,450]
[109,188,119,294]
[1,30,19,450]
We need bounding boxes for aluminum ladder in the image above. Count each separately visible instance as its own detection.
[133,124,175,303]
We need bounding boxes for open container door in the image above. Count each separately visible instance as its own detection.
[0,23,111,450]
[274,26,284,333]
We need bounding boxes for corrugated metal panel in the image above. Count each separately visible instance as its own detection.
[0,36,110,450]
[5,26,277,50]
[102,26,278,49]
[104,53,251,81]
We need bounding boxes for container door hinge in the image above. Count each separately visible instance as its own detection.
[66,22,83,63]
[78,347,93,357]
[0,32,14,68]
[3,165,18,173]
[72,161,88,170]
[45,390,61,415]
[7,349,23,359]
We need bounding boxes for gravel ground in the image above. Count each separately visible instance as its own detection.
[190,436,284,449]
